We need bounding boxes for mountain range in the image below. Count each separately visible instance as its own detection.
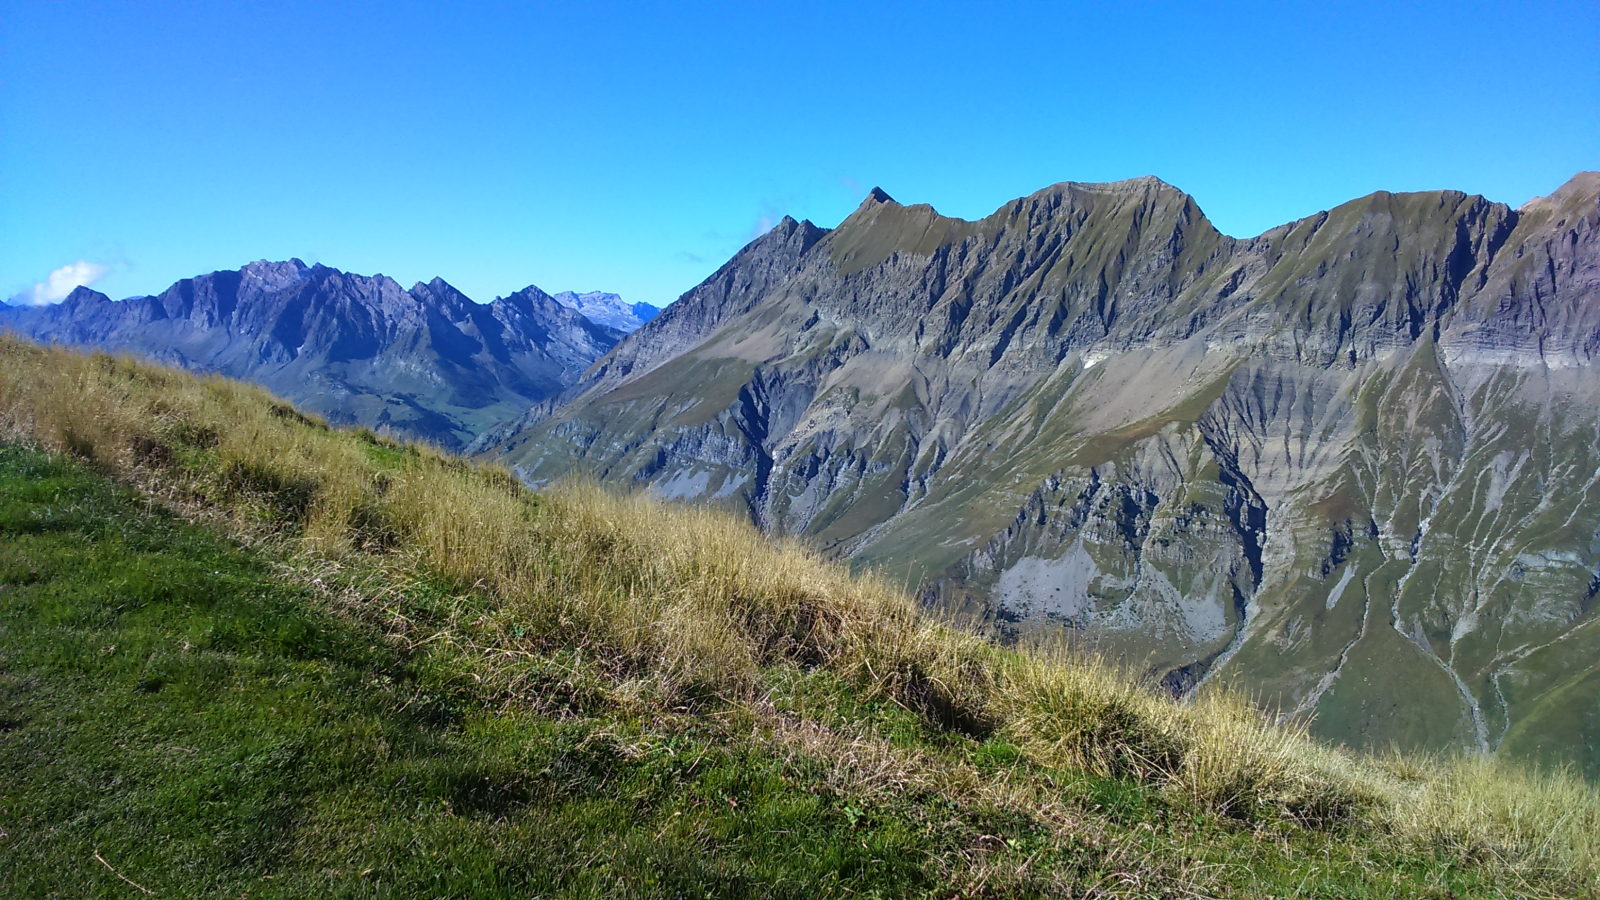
[479,172,1600,773]
[0,260,625,451]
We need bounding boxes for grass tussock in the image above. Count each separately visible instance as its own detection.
[2,335,1596,896]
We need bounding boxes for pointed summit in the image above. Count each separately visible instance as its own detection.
[62,285,112,306]
[838,186,903,228]
[863,186,895,206]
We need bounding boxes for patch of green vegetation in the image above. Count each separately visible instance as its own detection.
[1498,656,1600,777]
[1,444,1553,898]
[597,355,755,430]
[353,425,425,467]
[827,199,980,276]
[0,446,943,898]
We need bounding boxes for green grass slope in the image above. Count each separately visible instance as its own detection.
[1,337,1597,898]
[0,446,970,896]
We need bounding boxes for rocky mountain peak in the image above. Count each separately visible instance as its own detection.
[499,283,565,315]
[862,186,896,206]
[239,258,313,291]
[550,290,660,333]
[60,285,113,308]
[406,277,479,319]
[1099,173,1179,192]
[412,275,468,299]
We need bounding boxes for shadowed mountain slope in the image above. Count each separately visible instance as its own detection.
[1,260,623,450]
[484,173,1600,771]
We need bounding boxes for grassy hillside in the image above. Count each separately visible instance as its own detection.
[1,336,1596,898]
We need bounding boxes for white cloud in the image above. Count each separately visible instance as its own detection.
[13,260,109,306]
[745,202,785,241]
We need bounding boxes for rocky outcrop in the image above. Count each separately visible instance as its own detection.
[485,173,1600,773]
[0,260,622,450]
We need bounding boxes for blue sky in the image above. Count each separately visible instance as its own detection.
[3,1,1596,308]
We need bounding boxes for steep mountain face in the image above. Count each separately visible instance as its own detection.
[485,173,1600,773]
[550,290,660,333]
[2,260,622,450]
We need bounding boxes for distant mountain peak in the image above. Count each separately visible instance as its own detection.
[550,290,659,333]
[62,285,112,306]
[242,258,311,277]
[237,258,315,293]
[414,275,473,299]
[1120,174,1176,190]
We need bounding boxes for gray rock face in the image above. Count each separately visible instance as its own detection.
[486,173,1600,773]
[0,260,623,450]
[550,290,660,333]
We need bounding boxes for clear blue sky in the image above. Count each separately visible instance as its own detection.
[3,1,1596,308]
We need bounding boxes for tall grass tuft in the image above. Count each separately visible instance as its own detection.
[2,335,1596,894]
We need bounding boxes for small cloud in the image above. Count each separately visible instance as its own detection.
[840,174,864,195]
[746,202,786,240]
[674,250,707,264]
[11,260,109,306]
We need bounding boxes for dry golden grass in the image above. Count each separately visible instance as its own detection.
[3,335,1596,894]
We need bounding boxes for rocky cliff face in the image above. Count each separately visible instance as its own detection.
[1,260,623,450]
[486,173,1600,773]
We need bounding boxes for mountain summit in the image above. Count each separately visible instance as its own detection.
[549,290,660,333]
[482,172,1600,771]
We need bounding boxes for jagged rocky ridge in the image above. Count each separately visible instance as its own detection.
[485,173,1600,773]
[1,260,624,450]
